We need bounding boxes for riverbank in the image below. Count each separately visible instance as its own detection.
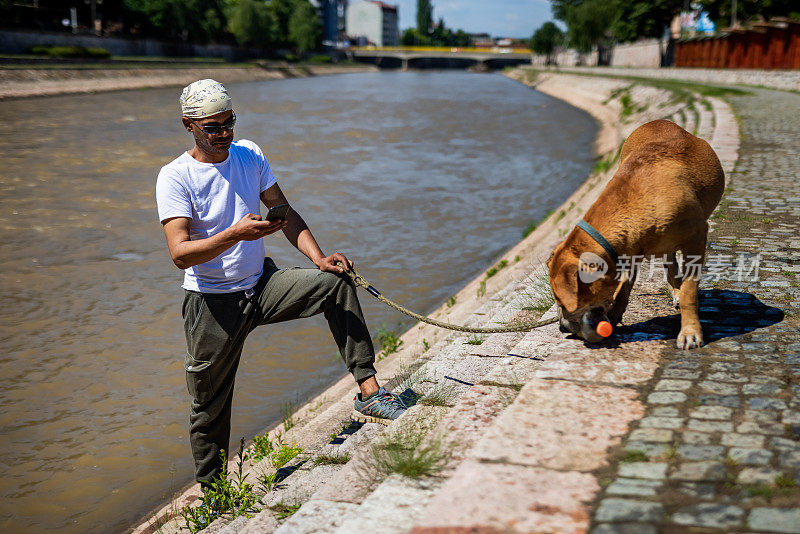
[128,69,747,533]
[0,62,378,100]
[542,65,800,93]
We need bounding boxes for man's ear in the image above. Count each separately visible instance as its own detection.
[552,262,578,313]
[182,117,193,133]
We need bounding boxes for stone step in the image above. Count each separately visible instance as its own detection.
[683,104,698,135]
[410,275,672,532]
[696,100,715,141]
[251,289,553,531]
[211,269,549,532]
[272,304,562,532]
[708,97,740,174]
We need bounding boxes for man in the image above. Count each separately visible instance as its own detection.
[156,79,406,489]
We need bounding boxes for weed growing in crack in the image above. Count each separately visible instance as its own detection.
[258,471,278,493]
[464,334,485,345]
[271,502,301,520]
[367,428,450,479]
[376,324,403,356]
[249,433,275,463]
[271,436,303,469]
[281,392,301,432]
[485,259,508,279]
[180,440,258,533]
[418,384,456,407]
[148,465,180,534]
[620,450,649,463]
[313,453,351,465]
[476,279,486,298]
[502,267,554,320]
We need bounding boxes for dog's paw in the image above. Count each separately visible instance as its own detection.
[676,329,703,350]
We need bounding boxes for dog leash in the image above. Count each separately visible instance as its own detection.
[335,261,557,334]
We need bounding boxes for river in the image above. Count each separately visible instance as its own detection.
[0,71,597,533]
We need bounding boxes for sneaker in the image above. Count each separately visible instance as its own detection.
[352,386,407,425]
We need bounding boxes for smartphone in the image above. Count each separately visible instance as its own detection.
[265,203,290,221]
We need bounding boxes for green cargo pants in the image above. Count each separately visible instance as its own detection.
[182,257,376,486]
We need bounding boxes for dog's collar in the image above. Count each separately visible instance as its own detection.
[576,220,619,264]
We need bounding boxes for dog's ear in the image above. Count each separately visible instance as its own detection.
[552,262,578,312]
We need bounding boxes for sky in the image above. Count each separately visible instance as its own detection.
[388,0,557,39]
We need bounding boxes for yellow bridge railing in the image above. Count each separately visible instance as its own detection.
[352,46,533,54]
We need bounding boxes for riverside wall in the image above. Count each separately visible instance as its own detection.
[0,63,379,100]
[546,65,800,92]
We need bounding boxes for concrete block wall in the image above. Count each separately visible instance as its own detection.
[531,39,663,69]
[610,39,664,68]
[0,29,261,60]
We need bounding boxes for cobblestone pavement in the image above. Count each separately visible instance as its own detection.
[590,88,800,533]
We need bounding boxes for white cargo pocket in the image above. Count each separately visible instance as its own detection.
[184,352,213,404]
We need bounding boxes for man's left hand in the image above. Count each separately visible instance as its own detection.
[315,253,353,274]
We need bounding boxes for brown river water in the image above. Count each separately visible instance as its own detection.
[0,71,596,533]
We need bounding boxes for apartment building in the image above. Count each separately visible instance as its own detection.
[345,0,399,47]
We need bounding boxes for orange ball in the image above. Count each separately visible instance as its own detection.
[596,321,613,338]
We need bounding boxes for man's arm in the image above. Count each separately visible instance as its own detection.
[260,183,352,274]
[163,214,286,270]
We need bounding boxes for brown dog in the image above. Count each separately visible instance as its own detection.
[547,119,724,349]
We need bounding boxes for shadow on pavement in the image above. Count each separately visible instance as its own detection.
[584,289,785,348]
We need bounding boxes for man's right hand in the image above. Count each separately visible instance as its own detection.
[230,213,287,241]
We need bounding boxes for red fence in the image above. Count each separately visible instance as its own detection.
[675,19,800,69]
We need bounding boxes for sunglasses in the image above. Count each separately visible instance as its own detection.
[189,112,236,135]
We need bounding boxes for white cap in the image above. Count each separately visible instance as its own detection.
[180,79,232,118]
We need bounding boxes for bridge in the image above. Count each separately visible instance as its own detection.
[351,47,532,70]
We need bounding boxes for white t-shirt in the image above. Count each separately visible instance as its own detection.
[155,139,278,293]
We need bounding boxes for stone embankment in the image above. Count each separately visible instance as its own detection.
[545,65,800,93]
[132,68,800,534]
[0,63,378,100]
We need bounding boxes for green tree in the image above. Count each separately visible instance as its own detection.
[530,21,564,61]
[452,29,472,47]
[270,0,298,47]
[698,0,800,27]
[402,28,431,46]
[417,0,433,34]
[611,0,683,42]
[432,16,446,42]
[554,0,616,51]
[122,0,227,43]
[288,0,322,53]
[550,0,582,22]
[227,0,275,48]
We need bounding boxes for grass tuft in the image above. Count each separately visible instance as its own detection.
[376,324,404,356]
[418,384,456,407]
[313,453,351,465]
[368,428,450,479]
[464,334,485,345]
[271,501,301,520]
[485,259,509,279]
[620,450,649,463]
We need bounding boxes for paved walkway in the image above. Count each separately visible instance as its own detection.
[590,88,800,533]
